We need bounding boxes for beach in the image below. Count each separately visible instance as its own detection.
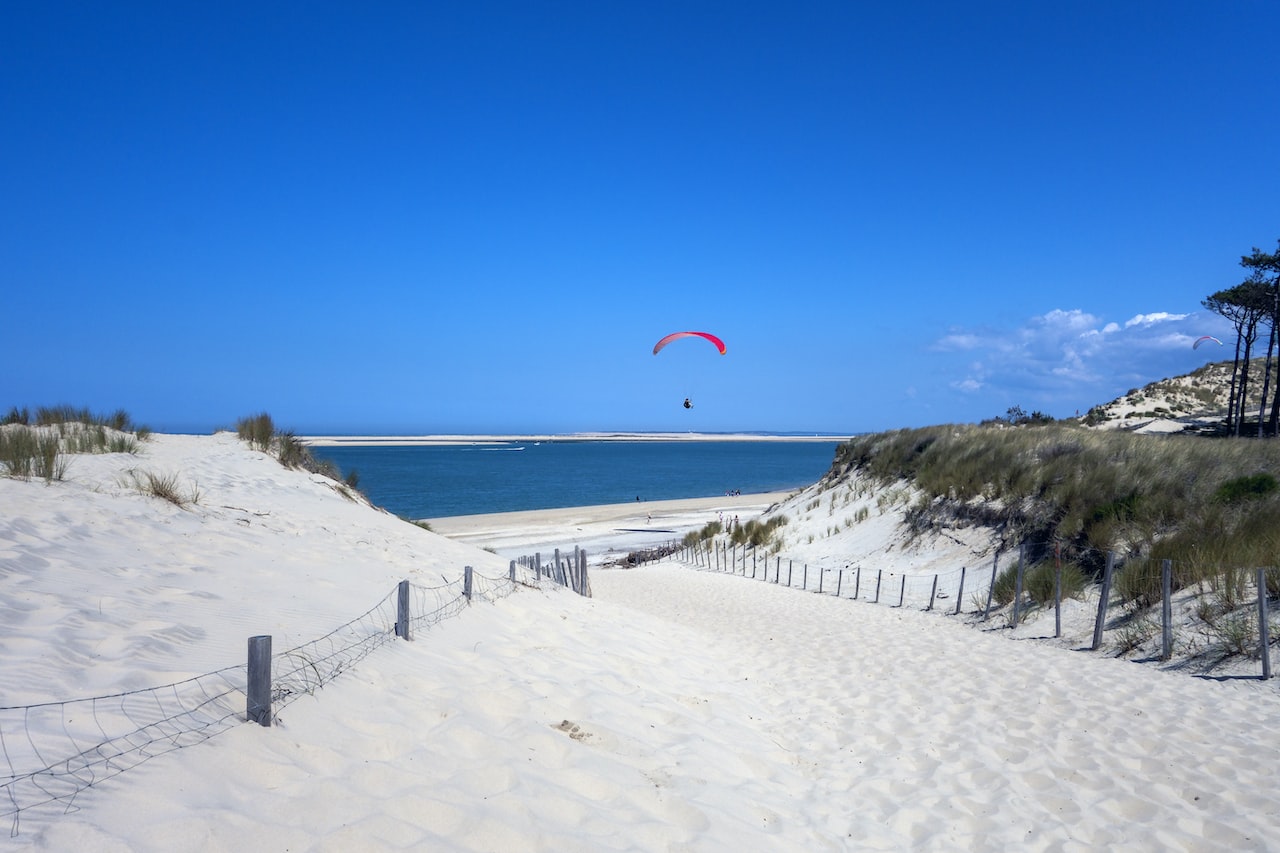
[3,431,1279,850]
[425,491,792,562]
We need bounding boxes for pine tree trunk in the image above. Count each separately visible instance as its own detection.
[1258,324,1277,436]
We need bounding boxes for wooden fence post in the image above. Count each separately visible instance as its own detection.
[1092,552,1116,651]
[928,575,938,611]
[509,560,517,583]
[1054,542,1062,639]
[464,566,474,602]
[836,569,843,598]
[817,567,824,594]
[247,635,272,727]
[395,580,412,641]
[955,566,966,615]
[898,574,906,607]
[1011,544,1026,628]
[983,551,999,621]
[1160,559,1173,661]
[854,566,860,600]
[874,569,882,603]
[787,561,793,587]
[1258,568,1272,680]
[803,564,808,590]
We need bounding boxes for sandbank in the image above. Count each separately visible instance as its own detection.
[426,491,792,560]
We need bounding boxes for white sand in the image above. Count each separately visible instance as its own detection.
[3,431,1280,850]
[425,492,791,563]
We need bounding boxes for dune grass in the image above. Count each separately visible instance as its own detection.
[234,413,360,493]
[683,514,790,551]
[834,423,1280,611]
[1,405,148,481]
[122,469,201,507]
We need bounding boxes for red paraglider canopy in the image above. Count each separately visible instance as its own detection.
[1192,335,1223,350]
[652,331,727,355]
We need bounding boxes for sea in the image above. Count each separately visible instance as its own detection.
[308,439,843,519]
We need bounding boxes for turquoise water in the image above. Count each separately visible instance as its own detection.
[309,440,842,519]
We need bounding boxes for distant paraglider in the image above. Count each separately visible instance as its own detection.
[654,331,725,410]
[1193,335,1223,350]
[652,331,727,356]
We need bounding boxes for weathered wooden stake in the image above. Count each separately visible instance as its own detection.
[983,551,999,621]
[1160,559,1173,661]
[464,565,474,602]
[818,567,824,594]
[928,575,938,611]
[955,566,966,615]
[247,635,272,727]
[854,566,861,599]
[395,580,412,641]
[803,564,808,590]
[1012,544,1026,628]
[1054,542,1062,639]
[1258,568,1272,680]
[874,569,882,603]
[1092,551,1116,651]
[509,560,517,583]
[898,574,906,607]
[836,569,843,598]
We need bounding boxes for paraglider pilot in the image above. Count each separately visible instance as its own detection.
[683,397,692,409]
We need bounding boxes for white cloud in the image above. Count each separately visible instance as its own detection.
[935,331,989,352]
[1124,312,1188,328]
[932,307,1234,415]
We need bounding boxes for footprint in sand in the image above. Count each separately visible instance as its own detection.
[554,719,592,742]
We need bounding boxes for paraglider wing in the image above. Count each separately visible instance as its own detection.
[652,331,727,355]
[1193,335,1223,350]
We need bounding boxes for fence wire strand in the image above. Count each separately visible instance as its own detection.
[1,556,574,837]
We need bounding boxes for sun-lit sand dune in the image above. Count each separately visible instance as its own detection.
[3,431,1279,850]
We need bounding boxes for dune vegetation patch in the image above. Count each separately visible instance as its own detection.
[832,422,1280,608]
[1,405,150,481]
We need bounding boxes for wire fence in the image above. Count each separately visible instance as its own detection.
[1,553,588,837]
[673,538,996,613]
[671,537,1277,680]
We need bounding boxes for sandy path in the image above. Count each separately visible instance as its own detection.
[590,563,1280,850]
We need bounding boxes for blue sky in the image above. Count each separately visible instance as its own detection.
[4,2,1276,435]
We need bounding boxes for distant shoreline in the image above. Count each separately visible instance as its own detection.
[302,432,851,447]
